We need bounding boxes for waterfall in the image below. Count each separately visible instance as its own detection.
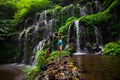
[69,4,75,16]
[94,26,104,53]
[15,30,25,62]
[24,20,27,29]
[43,20,48,39]
[90,4,93,14]
[74,20,80,52]
[80,6,87,16]
[65,25,71,50]
[95,0,102,12]
[32,40,45,65]
[17,0,104,64]
[17,9,59,64]
[39,13,43,22]
[34,23,39,32]
[74,21,89,55]
[44,11,47,21]
[22,27,32,64]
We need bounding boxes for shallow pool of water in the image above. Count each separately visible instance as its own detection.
[0,63,26,80]
[72,55,120,80]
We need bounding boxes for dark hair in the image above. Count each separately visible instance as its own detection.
[59,34,62,39]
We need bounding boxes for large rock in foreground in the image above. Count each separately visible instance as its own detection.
[39,56,81,80]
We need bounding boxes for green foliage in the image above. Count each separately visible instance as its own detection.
[14,0,51,22]
[25,66,40,80]
[0,19,15,40]
[104,42,120,56]
[103,0,114,9]
[79,0,119,26]
[79,10,111,26]
[0,19,17,59]
[109,21,120,38]
[66,48,74,53]
[59,17,77,35]
[61,6,69,12]
[0,0,18,61]
[26,50,47,80]
[0,1,17,19]
[35,50,47,67]
[54,5,62,11]
[48,50,70,60]
[26,50,70,80]
[66,42,76,53]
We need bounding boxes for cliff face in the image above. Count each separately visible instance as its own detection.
[0,0,120,63]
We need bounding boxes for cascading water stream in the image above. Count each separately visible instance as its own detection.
[70,4,75,16]
[24,20,28,29]
[32,40,45,65]
[74,21,88,55]
[22,27,32,64]
[95,0,102,12]
[75,20,80,52]
[15,30,26,62]
[94,26,104,53]
[80,6,87,16]
[44,11,47,21]
[65,25,71,50]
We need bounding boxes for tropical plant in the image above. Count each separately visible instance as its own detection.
[48,50,70,60]
[14,0,52,23]
[104,42,120,56]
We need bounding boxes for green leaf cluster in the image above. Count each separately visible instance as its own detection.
[104,42,120,56]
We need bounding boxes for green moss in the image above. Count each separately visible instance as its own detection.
[103,0,114,9]
[46,9,53,13]
[58,17,77,35]
[79,12,111,26]
[61,6,69,12]
[79,0,119,26]
[54,5,62,11]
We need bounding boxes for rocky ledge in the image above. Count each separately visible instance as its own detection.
[36,56,81,80]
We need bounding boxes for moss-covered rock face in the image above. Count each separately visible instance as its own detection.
[79,0,119,26]
[58,17,77,35]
